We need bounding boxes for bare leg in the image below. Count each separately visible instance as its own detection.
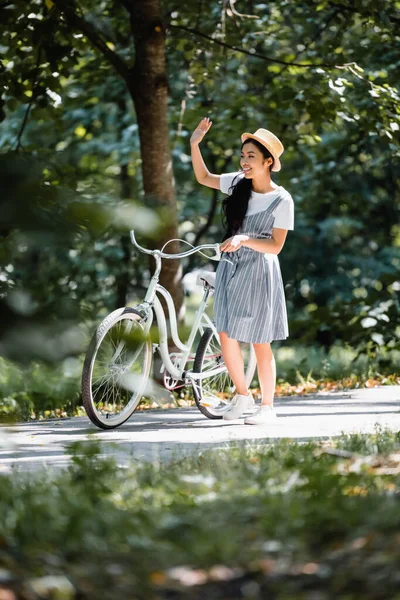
[219,331,249,395]
[253,342,275,406]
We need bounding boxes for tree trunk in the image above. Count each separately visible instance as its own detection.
[51,0,184,390]
[125,0,184,323]
[50,0,184,320]
[123,0,184,391]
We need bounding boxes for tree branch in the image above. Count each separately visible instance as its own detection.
[228,0,258,20]
[14,46,42,152]
[168,24,346,69]
[50,0,130,82]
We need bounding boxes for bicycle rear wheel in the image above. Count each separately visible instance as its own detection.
[81,307,153,429]
[192,327,257,419]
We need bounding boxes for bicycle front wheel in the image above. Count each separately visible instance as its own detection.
[82,307,153,429]
[192,327,257,419]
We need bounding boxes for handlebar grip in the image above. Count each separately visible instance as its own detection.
[215,244,221,261]
[130,229,152,256]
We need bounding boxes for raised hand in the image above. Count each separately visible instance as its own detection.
[190,117,212,146]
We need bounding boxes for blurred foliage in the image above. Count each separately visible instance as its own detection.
[0,152,164,364]
[0,429,400,598]
[0,356,81,420]
[0,0,399,415]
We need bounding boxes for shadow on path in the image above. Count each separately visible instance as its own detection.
[1,386,399,473]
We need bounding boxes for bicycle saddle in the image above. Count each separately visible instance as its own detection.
[196,270,216,289]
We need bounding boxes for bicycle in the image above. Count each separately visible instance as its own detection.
[81,230,257,429]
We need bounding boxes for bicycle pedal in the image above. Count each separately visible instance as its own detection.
[200,397,221,408]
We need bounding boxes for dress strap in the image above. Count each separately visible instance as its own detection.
[243,193,284,221]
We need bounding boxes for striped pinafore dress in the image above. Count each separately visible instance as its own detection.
[213,194,289,344]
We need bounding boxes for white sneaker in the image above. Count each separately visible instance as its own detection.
[244,404,277,425]
[223,392,255,421]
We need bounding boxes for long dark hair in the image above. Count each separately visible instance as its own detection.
[221,139,275,241]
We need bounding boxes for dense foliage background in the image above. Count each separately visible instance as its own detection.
[0,0,399,416]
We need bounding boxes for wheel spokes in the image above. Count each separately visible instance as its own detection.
[90,317,148,418]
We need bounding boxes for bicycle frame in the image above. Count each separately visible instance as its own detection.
[129,230,226,383]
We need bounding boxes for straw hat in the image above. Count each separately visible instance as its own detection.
[241,128,284,172]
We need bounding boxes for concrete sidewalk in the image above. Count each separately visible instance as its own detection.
[1,385,399,474]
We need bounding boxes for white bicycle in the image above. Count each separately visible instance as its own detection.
[81,230,257,429]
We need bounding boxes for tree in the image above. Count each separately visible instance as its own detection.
[2,0,184,317]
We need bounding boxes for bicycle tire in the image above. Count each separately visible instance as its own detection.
[82,307,153,429]
[192,327,257,419]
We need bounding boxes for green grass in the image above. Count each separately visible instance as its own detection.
[335,422,400,454]
[1,425,399,599]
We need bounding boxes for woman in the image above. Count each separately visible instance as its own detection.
[190,118,294,425]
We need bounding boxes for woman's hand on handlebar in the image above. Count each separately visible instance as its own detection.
[190,117,212,146]
[220,235,249,253]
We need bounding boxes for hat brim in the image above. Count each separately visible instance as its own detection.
[241,133,281,172]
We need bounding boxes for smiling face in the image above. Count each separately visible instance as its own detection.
[240,141,273,178]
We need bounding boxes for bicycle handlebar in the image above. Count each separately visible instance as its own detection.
[129,230,221,261]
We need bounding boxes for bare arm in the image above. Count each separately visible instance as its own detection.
[190,117,221,190]
[242,228,288,255]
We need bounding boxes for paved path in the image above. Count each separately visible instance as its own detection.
[1,385,399,474]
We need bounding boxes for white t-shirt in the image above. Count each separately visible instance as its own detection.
[220,171,294,230]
